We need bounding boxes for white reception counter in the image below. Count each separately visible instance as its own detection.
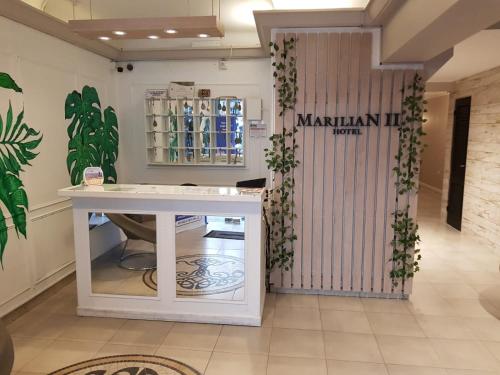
[59,184,266,326]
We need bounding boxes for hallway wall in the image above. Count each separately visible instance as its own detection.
[0,16,115,316]
[420,94,449,192]
[441,65,500,249]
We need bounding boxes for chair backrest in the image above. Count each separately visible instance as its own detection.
[236,178,266,188]
[107,213,156,244]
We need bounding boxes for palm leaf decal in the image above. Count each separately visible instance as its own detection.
[0,72,42,265]
[0,73,22,93]
[65,86,119,185]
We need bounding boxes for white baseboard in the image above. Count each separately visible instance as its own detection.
[0,262,75,317]
[420,182,442,194]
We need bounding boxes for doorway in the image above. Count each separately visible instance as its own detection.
[446,96,471,230]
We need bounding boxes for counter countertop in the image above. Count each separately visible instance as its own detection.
[58,184,265,202]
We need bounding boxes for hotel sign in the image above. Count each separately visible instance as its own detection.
[296,113,401,135]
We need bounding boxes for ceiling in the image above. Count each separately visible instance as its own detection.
[21,0,369,50]
[428,29,500,83]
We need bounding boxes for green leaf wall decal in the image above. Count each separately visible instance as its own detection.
[64,86,119,185]
[0,73,22,93]
[0,72,42,265]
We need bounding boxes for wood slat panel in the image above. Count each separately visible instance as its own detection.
[352,32,372,292]
[312,33,328,289]
[372,70,394,293]
[362,69,381,292]
[292,32,307,289]
[301,32,318,289]
[342,33,361,291]
[322,33,340,291]
[332,32,350,290]
[383,70,404,294]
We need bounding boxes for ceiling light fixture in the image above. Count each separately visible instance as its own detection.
[165,29,178,34]
[98,36,110,41]
[148,35,160,39]
[271,0,369,9]
[198,33,209,38]
[112,30,126,36]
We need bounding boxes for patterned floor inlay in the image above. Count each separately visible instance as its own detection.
[48,354,201,375]
[143,254,244,296]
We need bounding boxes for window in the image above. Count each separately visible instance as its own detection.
[146,94,245,166]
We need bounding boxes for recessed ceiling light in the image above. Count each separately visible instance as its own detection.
[98,36,111,41]
[198,33,209,38]
[272,0,369,9]
[165,29,178,34]
[112,31,126,36]
[148,35,160,39]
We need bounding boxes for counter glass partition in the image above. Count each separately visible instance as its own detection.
[88,212,158,297]
[175,215,245,301]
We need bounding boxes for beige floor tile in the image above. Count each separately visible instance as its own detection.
[321,310,372,334]
[367,312,425,337]
[154,347,212,374]
[386,364,447,375]
[262,305,274,327]
[215,326,271,354]
[324,332,383,363]
[268,356,327,375]
[430,338,499,371]
[162,322,221,351]
[109,319,173,346]
[445,370,499,375]
[12,337,54,371]
[463,317,500,341]
[361,298,411,314]
[319,296,364,311]
[95,342,158,356]
[269,328,324,358]
[481,340,500,361]
[445,298,499,318]
[275,293,319,308]
[57,316,126,342]
[326,359,388,375]
[273,306,322,330]
[10,313,78,339]
[265,292,276,308]
[21,339,105,373]
[376,335,440,367]
[415,315,474,339]
[407,295,455,316]
[205,352,268,375]
[432,283,479,299]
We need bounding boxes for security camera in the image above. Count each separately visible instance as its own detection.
[127,63,134,71]
[116,66,124,73]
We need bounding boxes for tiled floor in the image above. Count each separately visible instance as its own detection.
[91,215,245,300]
[6,186,500,374]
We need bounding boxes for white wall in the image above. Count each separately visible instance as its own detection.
[0,16,115,316]
[420,94,449,192]
[115,59,271,186]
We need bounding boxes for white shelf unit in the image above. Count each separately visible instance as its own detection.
[145,95,245,166]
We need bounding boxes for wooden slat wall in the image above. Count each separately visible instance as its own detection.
[271,31,417,296]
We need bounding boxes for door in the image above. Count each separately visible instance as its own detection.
[447,96,471,230]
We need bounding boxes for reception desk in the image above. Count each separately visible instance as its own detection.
[59,184,265,326]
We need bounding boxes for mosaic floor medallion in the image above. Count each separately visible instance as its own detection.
[143,254,244,296]
[48,354,201,375]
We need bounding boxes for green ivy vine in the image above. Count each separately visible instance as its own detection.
[265,37,299,281]
[390,73,426,288]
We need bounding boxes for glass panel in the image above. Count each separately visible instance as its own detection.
[175,215,245,301]
[166,100,179,163]
[89,212,157,297]
[183,100,194,163]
